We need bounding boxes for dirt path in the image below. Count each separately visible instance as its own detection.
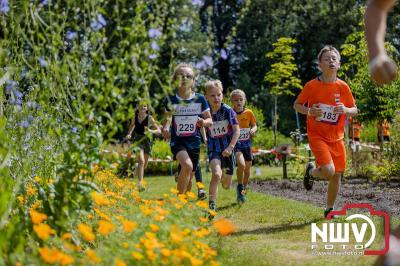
[251,178,400,217]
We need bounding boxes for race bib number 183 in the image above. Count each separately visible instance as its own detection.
[317,103,339,124]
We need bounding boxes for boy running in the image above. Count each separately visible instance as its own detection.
[293,46,358,218]
[205,80,240,212]
[162,63,213,194]
[230,89,257,204]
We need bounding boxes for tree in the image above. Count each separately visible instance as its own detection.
[264,37,302,147]
[340,23,400,149]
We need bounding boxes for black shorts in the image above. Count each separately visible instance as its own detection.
[171,143,200,172]
[208,151,235,175]
[131,134,153,155]
[235,147,253,162]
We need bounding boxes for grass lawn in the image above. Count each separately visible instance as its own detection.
[144,173,391,266]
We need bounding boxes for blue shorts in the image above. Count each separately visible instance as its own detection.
[208,151,235,175]
[235,147,253,162]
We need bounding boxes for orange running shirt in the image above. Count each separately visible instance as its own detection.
[296,78,356,143]
[236,108,256,128]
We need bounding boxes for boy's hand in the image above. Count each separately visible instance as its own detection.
[308,105,323,117]
[250,128,257,136]
[222,146,233,157]
[197,118,205,127]
[334,103,347,114]
[126,134,132,139]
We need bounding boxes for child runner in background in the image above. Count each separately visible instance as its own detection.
[365,0,397,85]
[293,46,358,218]
[230,89,257,204]
[205,80,240,212]
[162,63,212,194]
[126,102,161,191]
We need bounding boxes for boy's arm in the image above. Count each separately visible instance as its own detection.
[222,124,240,157]
[161,111,172,139]
[197,110,213,128]
[293,100,322,117]
[365,0,397,85]
[200,127,207,144]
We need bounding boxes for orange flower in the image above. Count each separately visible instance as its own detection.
[170,232,183,243]
[77,223,95,241]
[170,188,179,194]
[58,253,74,265]
[131,251,144,260]
[122,220,138,233]
[39,247,59,264]
[90,192,110,206]
[149,224,159,232]
[190,256,203,266]
[86,249,102,263]
[212,218,236,236]
[161,248,171,257]
[97,220,115,235]
[33,223,55,240]
[30,209,47,224]
[199,217,208,223]
[61,233,72,240]
[115,259,127,266]
[178,194,187,204]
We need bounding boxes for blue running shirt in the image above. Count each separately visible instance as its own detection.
[207,103,238,153]
[164,92,210,150]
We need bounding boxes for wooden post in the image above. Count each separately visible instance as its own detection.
[282,153,287,179]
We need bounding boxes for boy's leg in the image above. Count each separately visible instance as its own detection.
[194,162,207,200]
[136,149,145,182]
[235,151,245,184]
[209,158,222,203]
[176,150,193,194]
[326,172,341,209]
[186,172,194,192]
[221,154,235,189]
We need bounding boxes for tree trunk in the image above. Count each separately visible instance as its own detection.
[274,96,277,147]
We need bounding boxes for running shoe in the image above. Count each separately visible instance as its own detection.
[324,208,337,219]
[237,184,246,204]
[303,162,315,191]
[198,189,207,200]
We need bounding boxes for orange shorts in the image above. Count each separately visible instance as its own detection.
[309,138,346,173]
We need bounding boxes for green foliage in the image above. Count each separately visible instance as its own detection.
[340,24,400,123]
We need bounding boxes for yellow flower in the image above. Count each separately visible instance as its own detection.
[94,208,111,221]
[212,218,236,236]
[30,209,47,224]
[77,223,95,241]
[194,228,210,238]
[26,183,37,197]
[115,259,127,266]
[86,249,102,263]
[170,232,183,243]
[90,191,110,206]
[149,223,159,232]
[58,253,74,265]
[34,175,41,182]
[199,217,208,223]
[161,248,171,257]
[146,250,157,261]
[196,201,209,209]
[140,205,153,216]
[122,242,129,249]
[208,209,217,217]
[31,200,42,210]
[170,188,179,194]
[97,220,115,235]
[190,256,203,266]
[33,223,55,240]
[178,194,187,204]
[17,195,25,204]
[186,191,197,199]
[131,251,144,260]
[122,220,138,233]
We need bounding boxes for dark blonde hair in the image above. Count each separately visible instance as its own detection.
[205,80,223,94]
[317,45,341,62]
[230,89,246,102]
[171,63,195,83]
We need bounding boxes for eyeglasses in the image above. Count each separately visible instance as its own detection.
[177,73,194,80]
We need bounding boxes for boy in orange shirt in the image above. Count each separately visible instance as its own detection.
[230,89,257,204]
[365,0,397,85]
[293,46,358,218]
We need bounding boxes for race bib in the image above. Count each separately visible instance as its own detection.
[210,120,229,138]
[175,116,198,136]
[238,128,251,141]
[317,103,339,124]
